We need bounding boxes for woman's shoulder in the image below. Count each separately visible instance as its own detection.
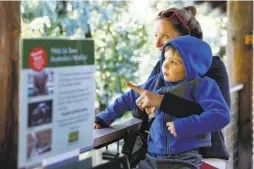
[211,55,225,68]
[206,56,227,77]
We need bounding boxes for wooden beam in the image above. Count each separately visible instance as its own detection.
[227,1,253,169]
[0,1,20,167]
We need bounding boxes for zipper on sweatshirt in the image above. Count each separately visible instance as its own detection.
[163,112,169,154]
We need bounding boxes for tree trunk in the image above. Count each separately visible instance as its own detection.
[227,1,253,169]
[0,1,20,168]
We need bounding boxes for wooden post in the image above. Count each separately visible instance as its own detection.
[227,1,253,169]
[0,1,20,167]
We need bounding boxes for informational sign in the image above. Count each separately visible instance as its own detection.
[18,38,95,168]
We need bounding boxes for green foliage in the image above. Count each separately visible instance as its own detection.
[90,3,149,109]
[21,1,227,113]
[21,1,149,112]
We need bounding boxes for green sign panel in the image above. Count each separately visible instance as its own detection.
[21,38,94,70]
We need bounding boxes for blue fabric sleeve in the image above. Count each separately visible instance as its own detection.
[96,89,140,126]
[96,74,160,126]
[173,77,230,137]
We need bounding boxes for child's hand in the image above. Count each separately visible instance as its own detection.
[126,82,164,109]
[166,122,177,137]
[94,123,101,129]
[136,91,164,109]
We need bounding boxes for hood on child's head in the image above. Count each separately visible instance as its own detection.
[161,35,212,82]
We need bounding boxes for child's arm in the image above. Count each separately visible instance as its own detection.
[172,77,230,137]
[95,89,140,127]
[95,75,159,128]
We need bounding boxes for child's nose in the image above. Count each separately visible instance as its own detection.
[163,64,169,71]
[163,60,171,69]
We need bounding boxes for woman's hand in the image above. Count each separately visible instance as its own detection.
[145,107,156,117]
[166,122,177,137]
[94,123,101,129]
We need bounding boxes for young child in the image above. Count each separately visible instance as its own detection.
[94,35,230,169]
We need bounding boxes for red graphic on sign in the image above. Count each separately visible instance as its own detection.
[29,47,47,71]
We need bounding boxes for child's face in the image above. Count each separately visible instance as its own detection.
[162,48,186,82]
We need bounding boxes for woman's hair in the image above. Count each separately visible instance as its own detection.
[157,6,203,39]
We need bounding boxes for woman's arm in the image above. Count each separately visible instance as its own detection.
[160,94,203,118]
[133,94,203,119]
[205,56,231,108]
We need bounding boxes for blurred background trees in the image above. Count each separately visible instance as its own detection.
[21,0,227,113]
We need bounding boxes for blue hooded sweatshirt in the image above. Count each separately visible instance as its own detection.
[96,36,230,155]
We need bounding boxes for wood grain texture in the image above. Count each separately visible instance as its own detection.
[227,1,253,169]
[0,1,20,167]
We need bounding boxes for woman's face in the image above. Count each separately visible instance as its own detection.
[155,19,181,51]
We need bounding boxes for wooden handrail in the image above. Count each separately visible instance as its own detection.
[230,83,244,93]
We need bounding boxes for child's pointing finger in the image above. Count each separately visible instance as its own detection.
[126,82,145,95]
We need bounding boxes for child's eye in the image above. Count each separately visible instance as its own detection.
[171,61,177,65]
